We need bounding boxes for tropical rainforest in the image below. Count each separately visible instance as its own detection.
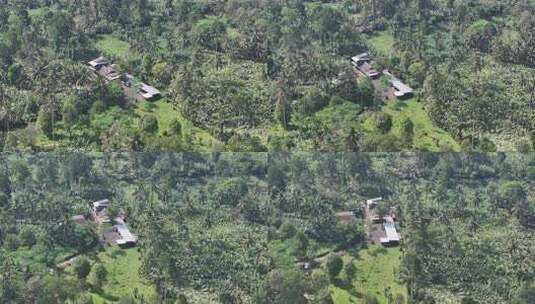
[1,0,534,152]
[1,1,534,304]
[0,153,534,303]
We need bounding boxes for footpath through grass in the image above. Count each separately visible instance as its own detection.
[330,245,407,304]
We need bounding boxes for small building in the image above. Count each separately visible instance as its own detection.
[383,70,413,99]
[88,56,120,82]
[87,56,162,102]
[380,218,401,246]
[91,199,109,213]
[138,83,161,101]
[88,56,110,70]
[114,217,137,248]
[351,53,372,66]
[336,211,358,224]
[359,62,380,79]
[90,199,110,223]
[72,215,86,224]
[366,197,382,208]
[98,65,121,82]
[121,74,134,88]
[351,53,380,79]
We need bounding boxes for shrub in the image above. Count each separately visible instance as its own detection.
[37,109,54,138]
[139,115,158,133]
[90,99,106,116]
[373,112,392,134]
[344,260,356,278]
[74,257,91,279]
[169,118,182,136]
[325,254,343,279]
[19,226,37,247]
[279,221,297,239]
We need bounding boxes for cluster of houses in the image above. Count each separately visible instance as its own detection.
[88,56,161,102]
[73,199,138,248]
[89,199,138,248]
[351,53,414,100]
[334,197,401,247]
[365,197,401,246]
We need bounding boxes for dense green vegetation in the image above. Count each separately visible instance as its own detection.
[1,0,534,303]
[0,153,533,303]
[1,0,533,152]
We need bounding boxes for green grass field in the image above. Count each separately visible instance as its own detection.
[95,34,132,59]
[91,248,155,303]
[368,31,395,55]
[382,99,460,151]
[135,100,221,150]
[330,246,407,304]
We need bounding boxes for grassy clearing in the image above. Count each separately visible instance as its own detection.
[95,34,132,59]
[135,100,221,150]
[368,31,395,54]
[91,248,155,303]
[382,99,460,151]
[330,245,407,304]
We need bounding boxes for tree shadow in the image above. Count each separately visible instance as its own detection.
[96,290,120,302]
[141,102,157,113]
[392,101,408,111]
[333,277,360,298]
[108,248,127,259]
[369,246,388,257]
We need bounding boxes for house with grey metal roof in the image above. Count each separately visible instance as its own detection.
[383,70,414,99]
[138,83,161,101]
[114,217,138,248]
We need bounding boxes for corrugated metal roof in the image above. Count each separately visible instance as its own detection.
[383,70,413,95]
[115,221,137,244]
[383,222,400,242]
[88,56,109,67]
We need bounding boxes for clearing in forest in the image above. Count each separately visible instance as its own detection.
[368,31,395,55]
[135,100,221,150]
[95,34,132,59]
[382,99,460,151]
[90,248,155,303]
[359,99,460,151]
[330,246,407,304]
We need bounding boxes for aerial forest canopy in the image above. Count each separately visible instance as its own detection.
[0,0,534,152]
[1,1,534,304]
[0,153,533,303]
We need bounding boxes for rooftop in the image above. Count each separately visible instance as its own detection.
[366,197,382,206]
[383,70,413,96]
[358,62,380,78]
[88,56,109,68]
[114,217,137,245]
[351,52,372,64]
[92,199,110,208]
[98,65,120,81]
[382,222,400,242]
[139,83,161,99]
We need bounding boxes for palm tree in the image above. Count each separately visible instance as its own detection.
[274,84,290,130]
